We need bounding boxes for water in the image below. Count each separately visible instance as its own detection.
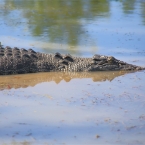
[0,0,145,144]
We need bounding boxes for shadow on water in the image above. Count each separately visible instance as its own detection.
[0,71,135,90]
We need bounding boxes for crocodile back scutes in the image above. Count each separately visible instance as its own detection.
[0,46,38,75]
[0,46,144,75]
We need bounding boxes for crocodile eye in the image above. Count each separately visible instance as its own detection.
[107,56,115,61]
[93,54,101,61]
[107,56,116,64]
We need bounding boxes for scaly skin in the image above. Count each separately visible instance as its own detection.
[0,46,144,75]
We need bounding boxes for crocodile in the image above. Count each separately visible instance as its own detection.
[0,46,144,75]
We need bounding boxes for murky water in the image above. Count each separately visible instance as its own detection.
[0,0,145,145]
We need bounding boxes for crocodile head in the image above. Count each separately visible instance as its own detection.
[86,55,145,71]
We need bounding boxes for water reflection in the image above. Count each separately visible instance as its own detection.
[0,0,109,48]
[2,141,31,145]
[141,1,145,25]
[0,71,134,90]
[121,0,136,14]
[120,0,145,25]
[0,0,145,55]
[0,71,145,145]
